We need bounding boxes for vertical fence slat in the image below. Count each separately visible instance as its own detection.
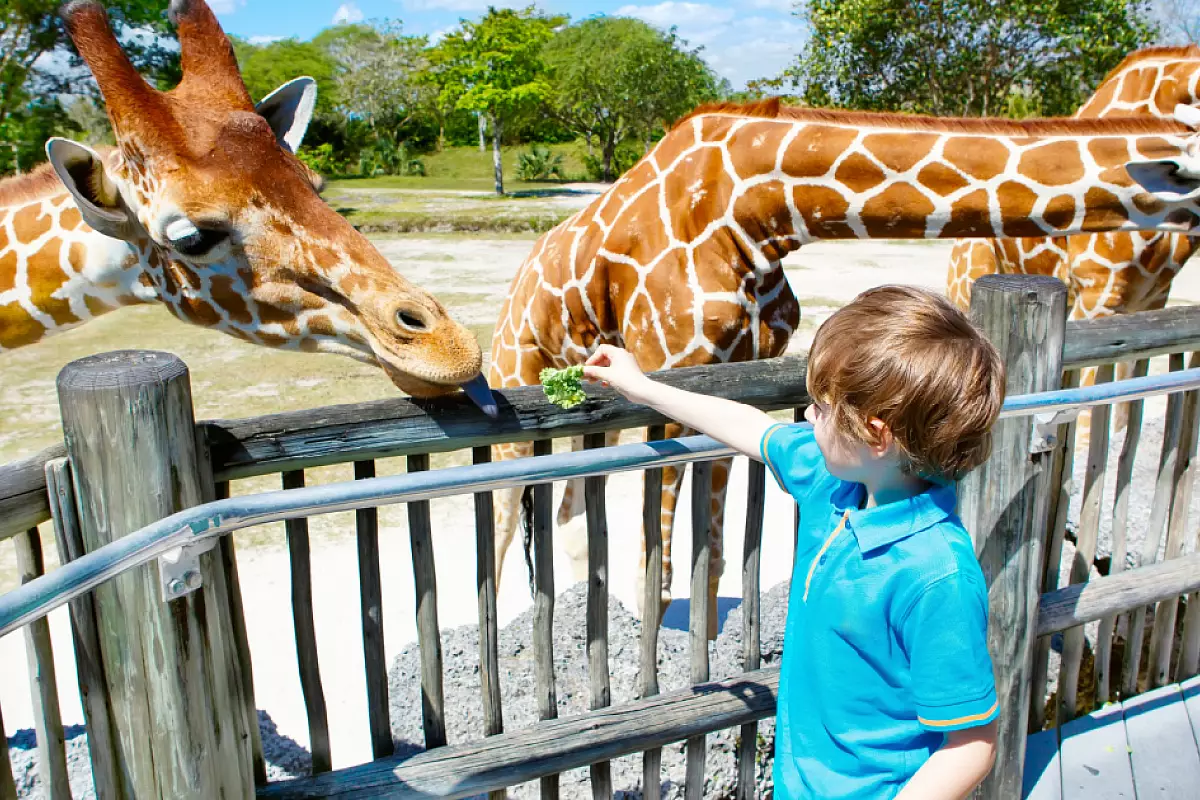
[0,697,14,800]
[1124,353,1188,696]
[640,425,665,800]
[353,460,393,760]
[1180,585,1200,680]
[13,528,68,799]
[1096,359,1148,703]
[1029,368,1079,732]
[282,469,332,774]
[45,460,119,798]
[531,438,559,800]
[1148,352,1200,687]
[471,446,506,800]
[406,453,447,750]
[685,460,714,800]
[737,460,766,800]
[1058,363,1114,718]
[583,433,613,799]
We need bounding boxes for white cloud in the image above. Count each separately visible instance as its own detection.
[333,3,365,24]
[402,0,494,10]
[248,34,286,45]
[742,0,797,10]
[208,0,245,13]
[616,2,736,29]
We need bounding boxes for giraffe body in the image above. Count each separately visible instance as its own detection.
[0,1,494,412]
[490,100,1200,634]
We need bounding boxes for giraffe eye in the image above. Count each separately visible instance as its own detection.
[170,227,229,257]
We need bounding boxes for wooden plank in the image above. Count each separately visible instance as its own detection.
[1125,353,1188,696]
[583,433,612,799]
[1037,553,1200,636]
[530,437,558,800]
[283,470,333,774]
[1021,727,1061,800]
[1123,684,1200,794]
[256,667,781,800]
[13,527,70,800]
[44,459,120,799]
[471,446,505,800]
[1062,305,1200,370]
[57,351,255,797]
[1181,591,1200,681]
[406,453,447,750]
[0,699,16,800]
[1097,359,1148,702]
[0,443,63,543]
[686,460,714,800]
[1149,353,1200,688]
[219,516,268,786]
[1181,675,1200,745]
[959,275,1066,797]
[1061,363,1113,718]
[1058,702,1134,799]
[738,460,766,800]
[354,460,393,760]
[205,357,812,481]
[640,425,665,800]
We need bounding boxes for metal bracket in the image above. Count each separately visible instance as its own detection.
[159,540,217,602]
[1030,408,1081,454]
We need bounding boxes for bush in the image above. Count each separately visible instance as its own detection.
[515,144,566,181]
[297,143,342,175]
[582,142,642,182]
[358,139,426,177]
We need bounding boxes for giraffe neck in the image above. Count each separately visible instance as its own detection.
[0,188,155,351]
[663,113,1199,257]
[1079,54,1200,119]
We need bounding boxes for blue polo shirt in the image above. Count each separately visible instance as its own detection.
[761,422,998,799]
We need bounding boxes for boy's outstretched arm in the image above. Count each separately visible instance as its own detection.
[894,721,998,800]
[583,345,779,460]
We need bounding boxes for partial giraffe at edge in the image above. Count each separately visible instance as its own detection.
[490,98,1200,638]
[0,0,496,412]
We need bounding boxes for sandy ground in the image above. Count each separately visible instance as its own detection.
[4,225,1200,775]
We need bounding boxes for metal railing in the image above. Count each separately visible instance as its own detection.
[3,365,1200,640]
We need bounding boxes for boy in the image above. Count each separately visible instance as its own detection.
[583,285,1004,799]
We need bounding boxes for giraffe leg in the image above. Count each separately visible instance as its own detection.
[705,457,733,641]
[492,441,534,590]
[636,423,686,623]
[556,436,586,526]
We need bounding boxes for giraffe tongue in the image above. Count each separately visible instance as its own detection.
[461,374,499,418]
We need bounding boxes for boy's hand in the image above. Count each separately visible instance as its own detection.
[584,345,653,403]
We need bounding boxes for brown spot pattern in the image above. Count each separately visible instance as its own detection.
[792,185,853,238]
[862,184,935,238]
[1043,195,1077,230]
[862,133,937,174]
[835,153,887,193]
[12,205,52,243]
[944,137,1010,181]
[1018,142,1085,186]
[781,125,858,179]
[917,163,970,196]
[0,303,45,348]
[997,182,1040,236]
[1082,187,1128,231]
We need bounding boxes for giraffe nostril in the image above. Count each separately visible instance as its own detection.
[396,309,429,332]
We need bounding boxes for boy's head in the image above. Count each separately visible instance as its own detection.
[806,285,1005,483]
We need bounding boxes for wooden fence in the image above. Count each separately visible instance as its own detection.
[2,276,1200,799]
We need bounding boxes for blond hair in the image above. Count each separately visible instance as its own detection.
[806,286,1005,481]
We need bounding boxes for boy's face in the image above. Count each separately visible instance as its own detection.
[805,400,886,484]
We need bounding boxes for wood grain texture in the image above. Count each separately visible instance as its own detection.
[471,446,506,800]
[1020,727,1061,800]
[738,461,766,800]
[640,425,665,800]
[256,668,780,800]
[1061,305,1200,369]
[13,527,69,800]
[1123,684,1200,794]
[56,350,254,798]
[0,444,62,542]
[283,470,332,774]
[530,437,559,800]
[582,433,613,799]
[1058,702,1133,799]
[407,453,447,750]
[354,460,393,760]
[959,275,1066,800]
[686,461,714,800]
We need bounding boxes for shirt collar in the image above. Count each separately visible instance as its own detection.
[842,482,958,553]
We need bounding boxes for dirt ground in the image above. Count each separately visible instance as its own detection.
[3,208,1200,772]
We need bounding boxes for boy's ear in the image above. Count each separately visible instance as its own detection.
[867,417,893,455]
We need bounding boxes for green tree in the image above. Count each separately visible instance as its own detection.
[784,0,1159,117]
[542,17,724,181]
[432,6,565,194]
[232,37,340,114]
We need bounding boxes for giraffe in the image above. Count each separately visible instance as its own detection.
[946,45,1200,319]
[488,99,1200,637]
[0,0,496,414]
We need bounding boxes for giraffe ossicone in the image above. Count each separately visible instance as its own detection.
[491,97,1200,637]
[0,0,495,414]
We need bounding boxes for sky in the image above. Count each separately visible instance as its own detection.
[208,0,807,91]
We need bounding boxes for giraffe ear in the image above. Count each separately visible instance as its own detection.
[1127,158,1200,203]
[256,77,317,154]
[45,138,135,240]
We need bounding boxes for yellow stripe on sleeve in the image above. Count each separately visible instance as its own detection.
[760,423,787,489]
[917,700,999,729]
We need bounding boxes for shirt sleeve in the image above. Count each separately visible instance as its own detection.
[901,571,999,732]
[759,422,826,501]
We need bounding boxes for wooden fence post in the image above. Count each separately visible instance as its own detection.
[958,276,1067,800]
[56,351,255,798]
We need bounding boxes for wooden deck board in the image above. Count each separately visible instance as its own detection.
[1022,728,1062,800]
[1058,703,1135,799]
[1123,683,1200,797]
[1181,676,1200,751]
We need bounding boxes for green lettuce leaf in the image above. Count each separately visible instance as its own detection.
[539,365,586,409]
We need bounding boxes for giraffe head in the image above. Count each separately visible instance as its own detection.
[46,0,495,413]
